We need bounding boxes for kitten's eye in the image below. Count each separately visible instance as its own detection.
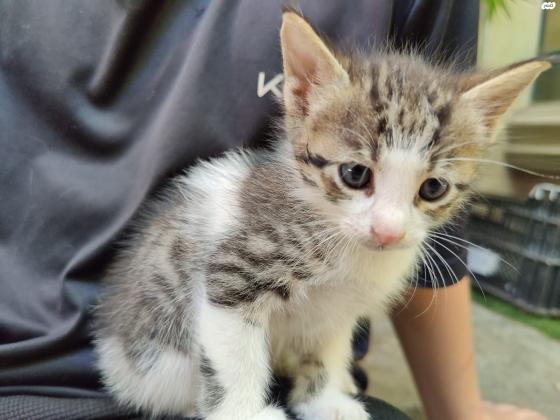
[339,162,372,189]
[419,178,449,201]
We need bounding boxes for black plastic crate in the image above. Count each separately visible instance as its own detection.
[466,183,560,317]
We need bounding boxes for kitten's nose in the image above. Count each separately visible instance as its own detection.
[370,226,405,246]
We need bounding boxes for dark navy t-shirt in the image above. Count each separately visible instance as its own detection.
[0,0,477,397]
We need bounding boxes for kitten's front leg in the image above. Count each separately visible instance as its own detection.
[289,327,369,420]
[197,300,287,420]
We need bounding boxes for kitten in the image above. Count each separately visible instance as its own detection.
[94,10,551,420]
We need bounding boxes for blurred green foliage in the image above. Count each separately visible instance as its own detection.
[485,0,511,19]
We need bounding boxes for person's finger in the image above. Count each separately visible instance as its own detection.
[483,401,547,420]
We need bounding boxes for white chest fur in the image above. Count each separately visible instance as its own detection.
[268,245,419,368]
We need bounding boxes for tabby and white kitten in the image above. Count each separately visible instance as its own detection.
[94,11,550,420]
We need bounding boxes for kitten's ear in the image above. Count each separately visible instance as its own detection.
[459,59,551,131]
[280,11,349,116]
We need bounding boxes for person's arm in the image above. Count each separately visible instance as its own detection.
[392,277,545,420]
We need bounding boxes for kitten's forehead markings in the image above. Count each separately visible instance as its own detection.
[375,61,390,100]
[368,64,381,105]
[365,60,459,160]
[340,111,368,151]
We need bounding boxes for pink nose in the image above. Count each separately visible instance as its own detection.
[370,226,405,246]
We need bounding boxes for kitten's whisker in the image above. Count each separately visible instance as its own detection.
[314,234,340,262]
[423,240,459,285]
[395,249,423,315]
[431,143,481,158]
[304,228,342,243]
[428,236,486,300]
[423,240,460,312]
[310,228,345,246]
[424,245,446,291]
[420,244,438,289]
[420,244,437,286]
[424,250,441,313]
[432,157,560,180]
[339,232,355,261]
[499,132,560,142]
[430,231,518,273]
[430,137,509,159]
[412,246,439,318]
[419,245,436,290]
[302,228,348,265]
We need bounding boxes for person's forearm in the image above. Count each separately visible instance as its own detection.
[392,277,484,420]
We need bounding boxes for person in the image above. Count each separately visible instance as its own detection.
[0,1,545,419]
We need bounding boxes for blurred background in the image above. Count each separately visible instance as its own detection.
[361,1,560,418]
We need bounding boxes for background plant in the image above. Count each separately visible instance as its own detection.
[485,0,513,19]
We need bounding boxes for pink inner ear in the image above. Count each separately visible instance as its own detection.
[282,34,320,114]
[281,16,321,81]
[282,52,314,112]
[289,78,310,115]
[458,60,551,129]
[280,13,348,116]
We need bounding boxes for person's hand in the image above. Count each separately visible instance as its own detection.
[481,401,547,420]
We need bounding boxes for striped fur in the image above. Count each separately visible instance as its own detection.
[94,11,551,420]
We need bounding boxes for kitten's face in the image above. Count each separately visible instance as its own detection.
[280,11,550,250]
[290,58,480,249]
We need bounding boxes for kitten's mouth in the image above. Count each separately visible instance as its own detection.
[361,239,412,252]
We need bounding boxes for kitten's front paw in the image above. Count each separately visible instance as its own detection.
[248,405,289,420]
[207,405,287,420]
[293,392,369,420]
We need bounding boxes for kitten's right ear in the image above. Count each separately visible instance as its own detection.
[458,58,552,133]
[280,11,348,116]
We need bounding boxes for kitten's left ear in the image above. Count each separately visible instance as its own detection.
[280,11,349,116]
[459,58,552,132]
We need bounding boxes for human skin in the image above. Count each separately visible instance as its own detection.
[392,277,546,420]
